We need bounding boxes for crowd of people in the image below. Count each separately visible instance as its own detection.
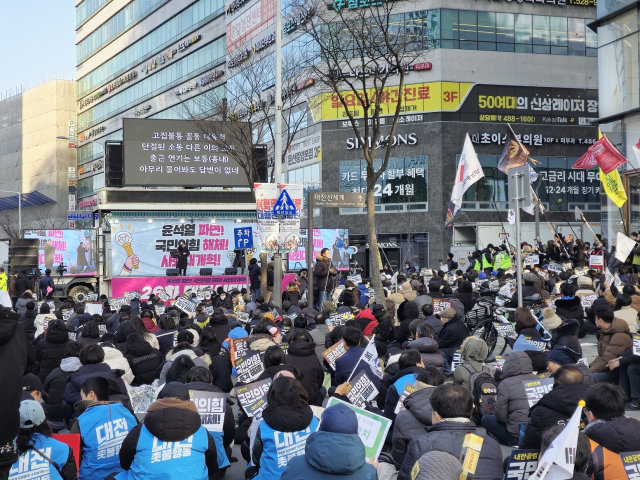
[3,235,640,480]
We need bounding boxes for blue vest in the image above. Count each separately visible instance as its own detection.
[118,424,210,480]
[78,402,138,480]
[210,430,230,469]
[393,373,417,397]
[9,433,70,480]
[255,416,319,480]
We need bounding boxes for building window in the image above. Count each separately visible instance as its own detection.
[598,32,640,118]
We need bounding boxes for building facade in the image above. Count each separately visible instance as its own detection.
[0,79,77,238]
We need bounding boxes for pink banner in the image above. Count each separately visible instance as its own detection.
[111,274,296,301]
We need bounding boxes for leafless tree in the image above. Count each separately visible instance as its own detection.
[0,210,24,239]
[30,206,68,230]
[297,0,426,302]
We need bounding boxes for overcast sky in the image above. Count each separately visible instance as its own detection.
[0,1,76,97]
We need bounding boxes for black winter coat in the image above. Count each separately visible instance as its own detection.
[520,383,587,450]
[36,328,70,382]
[176,244,190,269]
[43,357,82,423]
[201,341,234,392]
[549,319,582,353]
[392,386,437,467]
[338,287,360,307]
[555,296,585,337]
[437,316,470,359]
[284,340,325,406]
[454,290,478,314]
[19,309,38,338]
[209,314,231,345]
[125,338,162,386]
[248,263,261,290]
[313,256,334,292]
[383,366,423,421]
[0,309,35,472]
[399,421,503,480]
[155,328,178,358]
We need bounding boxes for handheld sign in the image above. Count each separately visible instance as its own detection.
[545,295,562,312]
[347,274,363,284]
[523,254,539,266]
[493,321,517,339]
[578,293,597,309]
[154,305,166,316]
[174,297,196,314]
[451,349,463,371]
[85,302,103,316]
[504,449,540,480]
[432,299,453,315]
[235,310,250,324]
[231,338,249,365]
[323,340,348,370]
[156,290,170,302]
[345,371,379,409]
[204,305,214,316]
[235,350,265,383]
[619,451,640,480]
[62,309,73,322]
[326,311,354,327]
[109,297,129,311]
[235,378,271,419]
[523,378,554,407]
[547,263,563,273]
[633,335,640,357]
[189,390,226,433]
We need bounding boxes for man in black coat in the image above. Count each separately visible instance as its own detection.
[284,331,325,405]
[313,248,336,310]
[18,301,38,339]
[437,308,469,375]
[520,365,587,450]
[0,306,35,478]
[398,384,503,480]
[248,258,261,302]
[393,300,420,344]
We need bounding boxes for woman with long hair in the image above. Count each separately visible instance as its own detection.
[158,330,210,384]
[130,315,160,350]
[514,307,543,338]
[198,326,233,392]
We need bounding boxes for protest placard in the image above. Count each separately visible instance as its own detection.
[547,263,563,273]
[523,255,539,266]
[204,305,214,316]
[523,378,554,407]
[451,349,463,371]
[154,305,166,316]
[175,297,196,314]
[620,451,640,480]
[432,299,453,315]
[578,293,597,309]
[109,297,129,311]
[231,337,249,365]
[326,398,391,463]
[156,290,170,302]
[504,449,540,480]
[235,310,250,324]
[327,312,355,327]
[62,309,73,322]
[85,302,103,316]
[394,382,429,414]
[189,390,226,433]
[346,371,379,409]
[235,350,265,383]
[523,336,549,352]
[86,293,99,302]
[323,340,347,370]
[236,378,271,419]
[347,274,362,284]
[633,335,640,357]
[545,295,562,312]
[493,321,517,339]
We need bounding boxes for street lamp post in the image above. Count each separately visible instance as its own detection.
[0,189,22,238]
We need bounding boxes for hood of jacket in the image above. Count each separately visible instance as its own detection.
[502,351,533,378]
[288,340,316,357]
[168,348,199,362]
[398,301,419,321]
[145,398,201,442]
[401,283,415,295]
[316,253,325,262]
[461,337,488,363]
[356,309,376,323]
[407,336,440,354]
[304,431,367,475]
[249,336,275,352]
[262,404,313,432]
[228,327,248,340]
[45,327,70,344]
[70,363,113,389]
[60,356,82,372]
[584,416,640,454]
[102,346,125,362]
[127,337,154,357]
[404,386,436,424]
[554,297,582,310]
[142,317,159,332]
[22,310,38,320]
[209,313,228,326]
[604,317,631,335]
[553,318,580,337]
[531,383,587,416]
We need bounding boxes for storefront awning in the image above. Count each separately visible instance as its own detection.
[0,191,56,211]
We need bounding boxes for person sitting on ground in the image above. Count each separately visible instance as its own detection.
[284,330,325,406]
[158,331,210,385]
[590,304,632,384]
[372,304,395,356]
[43,341,83,430]
[555,282,586,338]
[520,365,588,450]
[116,381,219,480]
[391,367,446,468]
[354,304,377,336]
[18,301,37,339]
[614,293,638,333]
[35,319,70,383]
[546,345,593,387]
[70,376,137,479]
[453,337,488,390]
[8,400,77,480]
[406,321,444,372]
[398,384,503,480]
[280,403,376,480]
[542,308,581,353]
[583,383,640,480]
[124,333,162,386]
[379,349,425,421]
[541,426,592,480]
[454,280,478,314]
[437,308,469,376]
[514,307,544,338]
[334,327,379,387]
[393,301,420,345]
[412,285,432,312]
[481,351,539,446]
[421,304,443,338]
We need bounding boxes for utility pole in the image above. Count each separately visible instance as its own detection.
[272,0,283,307]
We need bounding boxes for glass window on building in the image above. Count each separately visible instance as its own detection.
[459,10,478,50]
[286,163,320,215]
[597,7,638,47]
[629,175,640,234]
[533,15,550,54]
[568,18,586,56]
[441,9,459,49]
[496,13,515,51]
[550,17,568,55]
[478,11,496,51]
[515,14,533,53]
[598,32,640,118]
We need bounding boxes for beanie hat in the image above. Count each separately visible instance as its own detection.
[412,451,463,480]
[547,345,581,366]
[541,307,562,330]
[439,308,456,319]
[523,245,533,254]
[158,381,190,401]
[398,301,419,321]
[319,403,358,435]
[577,276,592,289]
[478,272,487,279]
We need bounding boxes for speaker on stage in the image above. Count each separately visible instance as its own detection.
[200,268,212,275]
[224,268,238,275]
[166,268,180,276]
[9,238,39,273]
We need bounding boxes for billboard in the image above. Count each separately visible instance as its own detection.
[111,219,259,277]
[24,230,97,276]
[122,118,251,187]
[288,229,354,270]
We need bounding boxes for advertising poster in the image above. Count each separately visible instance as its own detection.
[111,273,296,300]
[288,228,354,270]
[255,183,280,254]
[24,229,97,276]
[110,219,258,276]
[278,184,303,254]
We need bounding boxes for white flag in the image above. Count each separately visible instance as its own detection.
[450,134,485,215]
[615,231,637,262]
[355,337,383,379]
[508,209,516,225]
[630,145,640,170]
[575,206,583,222]
[531,402,583,480]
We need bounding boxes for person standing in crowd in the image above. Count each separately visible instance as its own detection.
[0,267,8,291]
[39,269,55,300]
[248,258,261,302]
[177,240,190,276]
[313,248,337,310]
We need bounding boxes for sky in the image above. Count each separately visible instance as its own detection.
[0,1,76,97]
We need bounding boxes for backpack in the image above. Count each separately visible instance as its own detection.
[464,364,499,417]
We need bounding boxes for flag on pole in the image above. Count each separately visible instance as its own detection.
[508,209,516,225]
[630,140,640,170]
[359,338,383,379]
[497,125,530,174]
[615,232,638,262]
[572,150,597,170]
[601,168,627,207]
[574,206,583,222]
[445,134,485,236]
[591,135,627,174]
[531,401,584,480]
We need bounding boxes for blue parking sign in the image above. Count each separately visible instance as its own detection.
[234,227,254,249]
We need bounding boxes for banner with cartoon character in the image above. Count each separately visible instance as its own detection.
[24,229,97,276]
[287,228,354,270]
[110,219,258,277]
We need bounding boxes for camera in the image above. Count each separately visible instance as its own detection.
[56,262,67,275]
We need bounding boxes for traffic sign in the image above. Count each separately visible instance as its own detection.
[311,192,366,208]
[234,227,254,249]
[273,189,298,215]
[67,211,94,221]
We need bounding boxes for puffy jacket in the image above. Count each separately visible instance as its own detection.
[141,316,159,333]
[15,297,31,316]
[335,346,379,388]
[413,295,432,312]
[584,416,640,480]
[34,313,58,339]
[339,287,360,307]
[200,341,234,392]
[313,254,334,292]
[554,296,586,337]
[494,351,540,436]
[614,306,638,333]
[43,356,82,422]
[423,315,444,338]
[355,309,377,337]
[590,317,633,373]
[18,309,38,338]
[391,384,436,467]
[283,286,301,306]
[406,337,444,372]
[394,301,419,344]
[382,366,423,420]
[280,431,377,480]
[285,340,325,406]
[437,315,469,359]
[453,337,488,389]
[398,421,503,480]
[159,349,210,385]
[519,382,587,450]
[155,328,178,358]
[248,262,261,290]
[208,313,231,345]
[549,319,582,353]
[36,328,70,382]
[454,282,478,313]
[103,346,134,385]
[125,338,162,386]
[357,284,369,305]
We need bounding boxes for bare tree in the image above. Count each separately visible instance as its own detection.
[295,0,425,302]
[30,205,68,230]
[179,47,315,296]
[0,210,24,239]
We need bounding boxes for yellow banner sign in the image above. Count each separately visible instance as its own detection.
[310,81,474,122]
